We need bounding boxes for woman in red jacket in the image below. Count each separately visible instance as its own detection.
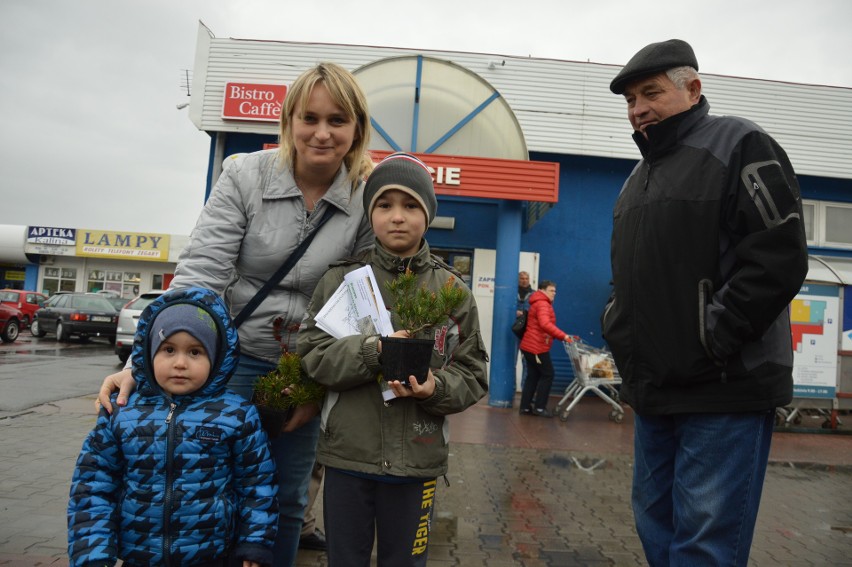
[519,280,571,417]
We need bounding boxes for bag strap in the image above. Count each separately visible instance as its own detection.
[233,206,337,329]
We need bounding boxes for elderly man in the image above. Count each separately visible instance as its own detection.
[602,39,808,566]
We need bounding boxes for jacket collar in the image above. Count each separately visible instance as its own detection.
[264,153,357,215]
[633,95,709,160]
[371,237,432,275]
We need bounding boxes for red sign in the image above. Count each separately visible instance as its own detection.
[369,151,560,203]
[256,146,559,203]
[222,83,287,122]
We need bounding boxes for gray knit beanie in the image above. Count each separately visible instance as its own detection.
[363,152,437,226]
[150,303,219,368]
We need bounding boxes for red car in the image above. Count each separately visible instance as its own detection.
[0,303,24,343]
[0,289,48,328]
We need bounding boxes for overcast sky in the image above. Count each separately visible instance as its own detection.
[2,0,850,236]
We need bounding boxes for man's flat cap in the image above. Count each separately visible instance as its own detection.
[610,39,698,94]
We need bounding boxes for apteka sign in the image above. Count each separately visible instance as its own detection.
[27,226,76,246]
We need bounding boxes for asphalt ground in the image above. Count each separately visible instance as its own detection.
[2,331,851,565]
[1,391,851,566]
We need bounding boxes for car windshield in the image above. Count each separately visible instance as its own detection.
[70,296,116,311]
[0,291,18,302]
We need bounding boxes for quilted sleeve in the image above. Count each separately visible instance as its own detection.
[67,409,123,567]
[231,404,279,565]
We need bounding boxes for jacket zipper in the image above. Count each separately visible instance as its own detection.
[627,163,651,365]
[163,401,178,566]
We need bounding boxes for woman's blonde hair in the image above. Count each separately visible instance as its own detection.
[278,62,374,188]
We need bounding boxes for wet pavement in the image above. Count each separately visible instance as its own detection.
[1,389,851,566]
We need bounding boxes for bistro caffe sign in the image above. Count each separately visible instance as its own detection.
[76,230,170,262]
[222,82,287,122]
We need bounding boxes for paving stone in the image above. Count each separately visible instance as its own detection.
[2,396,851,565]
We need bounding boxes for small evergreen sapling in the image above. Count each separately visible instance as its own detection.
[384,269,467,336]
[252,352,325,412]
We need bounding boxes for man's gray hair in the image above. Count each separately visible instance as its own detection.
[666,66,699,90]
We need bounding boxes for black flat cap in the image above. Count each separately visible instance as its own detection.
[610,39,698,94]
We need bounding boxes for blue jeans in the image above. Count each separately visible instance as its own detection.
[230,355,320,567]
[632,411,774,567]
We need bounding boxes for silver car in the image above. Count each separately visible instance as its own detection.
[114,290,165,363]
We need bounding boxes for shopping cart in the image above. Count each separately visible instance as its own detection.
[556,337,625,423]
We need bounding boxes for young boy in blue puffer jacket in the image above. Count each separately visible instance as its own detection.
[67,287,278,567]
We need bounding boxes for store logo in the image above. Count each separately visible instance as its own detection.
[27,226,76,245]
[76,230,170,262]
[222,82,287,122]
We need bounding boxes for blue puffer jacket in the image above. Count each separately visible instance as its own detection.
[67,287,278,566]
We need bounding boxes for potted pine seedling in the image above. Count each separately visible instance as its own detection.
[382,269,467,385]
[251,351,324,437]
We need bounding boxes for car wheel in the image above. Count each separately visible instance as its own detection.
[1,319,20,343]
[56,321,70,342]
[118,351,129,364]
[31,319,46,337]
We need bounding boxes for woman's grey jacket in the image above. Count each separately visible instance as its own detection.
[172,149,373,360]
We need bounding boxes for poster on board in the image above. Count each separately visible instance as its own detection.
[791,283,839,398]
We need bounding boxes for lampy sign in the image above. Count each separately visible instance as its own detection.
[222,83,287,122]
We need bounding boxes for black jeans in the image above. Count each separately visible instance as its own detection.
[520,350,554,411]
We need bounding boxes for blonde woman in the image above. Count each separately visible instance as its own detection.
[98,62,374,566]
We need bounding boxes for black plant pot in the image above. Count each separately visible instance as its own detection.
[381,336,434,385]
[252,398,294,439]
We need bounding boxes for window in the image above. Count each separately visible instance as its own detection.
[152,273,174,291]
[123,272,141,298]
[804,200,852,250]
[823,204,852,248]
[43,267,77,295]
[802,201,816,244]
[86,270,142,298]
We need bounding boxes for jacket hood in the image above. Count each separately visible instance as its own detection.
[131,287,240,400]
[528,290,552,305]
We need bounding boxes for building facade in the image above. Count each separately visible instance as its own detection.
[3,24,850,409]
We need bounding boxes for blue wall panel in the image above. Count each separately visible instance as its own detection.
[524,152,634,391]
[426,198,498,250]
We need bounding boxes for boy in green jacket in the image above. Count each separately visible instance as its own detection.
[298,152,489,567]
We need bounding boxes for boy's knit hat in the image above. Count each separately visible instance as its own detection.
[150,303,219,368]
[610,39,698,94]
[364,152,437,226]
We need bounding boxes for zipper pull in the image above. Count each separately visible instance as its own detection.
[165,402,177,424]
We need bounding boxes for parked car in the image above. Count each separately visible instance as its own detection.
[31,292,119,343]
[101,295,130,311]
[115,290,166,363]
[0,289,48,328]
[0,303,24,343]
